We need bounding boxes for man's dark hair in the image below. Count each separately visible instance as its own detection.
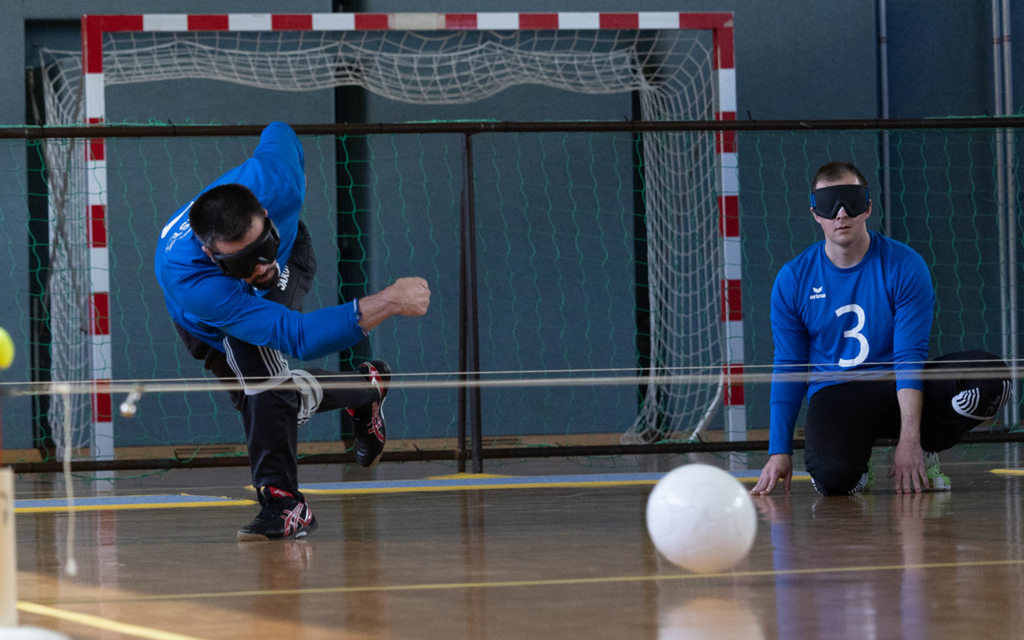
[189,183,264,248]
[812,161,868,188]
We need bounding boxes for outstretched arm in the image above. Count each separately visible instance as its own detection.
[357,277,431,332]
[889,249,934,493]
[889,388,927,493]
[759,268,809,495]
[184,274,430,361]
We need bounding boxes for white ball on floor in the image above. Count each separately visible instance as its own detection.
[646,464,757,573]
[0,627,72,639]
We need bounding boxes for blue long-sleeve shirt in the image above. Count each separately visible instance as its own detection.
[155,122,364,360]
[769,231,934,455]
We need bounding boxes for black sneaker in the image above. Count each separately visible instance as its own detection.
[347,360,390,469]
[237,486,318,541]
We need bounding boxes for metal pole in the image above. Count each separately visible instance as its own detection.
[878,0,893,236]
[1002,0,1018,428]
[8,118,1024,140]
[461,134,484,474]
[993,0,1010,427]
[1002,0,1015,119]
[458,184,468,474]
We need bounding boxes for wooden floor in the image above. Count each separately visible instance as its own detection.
[9,452,1024,640]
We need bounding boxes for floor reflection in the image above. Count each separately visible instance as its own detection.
[659,597,766,640]
[758,484,1023,640]
[13,464,1024,639]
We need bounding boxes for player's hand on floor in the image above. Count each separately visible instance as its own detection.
[389,277,431,316]
[888,441,926,494]
[750,453,793,495]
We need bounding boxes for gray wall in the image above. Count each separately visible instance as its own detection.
[1,1,1021,452]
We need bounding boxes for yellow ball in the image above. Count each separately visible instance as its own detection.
[0,327,14,370]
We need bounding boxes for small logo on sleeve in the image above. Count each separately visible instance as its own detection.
[809,286,827,300]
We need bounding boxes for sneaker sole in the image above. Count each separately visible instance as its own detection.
[236,519,319,541]
[237,530,274,542]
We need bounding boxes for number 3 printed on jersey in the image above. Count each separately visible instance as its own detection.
[835,304,869,367]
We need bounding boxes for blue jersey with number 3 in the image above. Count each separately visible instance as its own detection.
[769,231,934,454]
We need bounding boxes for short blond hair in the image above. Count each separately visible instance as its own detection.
[813,161,867,189]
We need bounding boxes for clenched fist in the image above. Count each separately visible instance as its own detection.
[388,277,431,317]
[357,277,431,332]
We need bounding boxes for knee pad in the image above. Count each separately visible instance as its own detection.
[952,379,1012,421]
[291,369,324,427]
[810,466,870,496]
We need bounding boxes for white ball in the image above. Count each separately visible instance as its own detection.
[646,464,757,573]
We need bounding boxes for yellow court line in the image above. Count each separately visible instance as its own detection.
[17,602,206,640]
[990,469,1024,476]
[16,500,256,514]
[17,475,819,509]
[424,473,511,479]
[302,480,659,494]
[33,558,1024,605]
[301,476,811,495]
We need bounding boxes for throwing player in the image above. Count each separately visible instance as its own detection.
[156,122,430,539]
[751,161,1011,496]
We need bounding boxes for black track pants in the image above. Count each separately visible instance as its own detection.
[804,351,1011,495]
[174,221,377,500]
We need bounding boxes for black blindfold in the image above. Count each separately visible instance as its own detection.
[210,217,281,279]
[810,185,870,219]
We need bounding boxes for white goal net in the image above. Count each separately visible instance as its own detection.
[39,15,734,453]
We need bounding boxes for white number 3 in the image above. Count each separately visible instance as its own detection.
[835,304,869,367]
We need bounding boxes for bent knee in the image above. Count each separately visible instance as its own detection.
[808,464,869,496]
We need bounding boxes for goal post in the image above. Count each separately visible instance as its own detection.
[45,11,740,458]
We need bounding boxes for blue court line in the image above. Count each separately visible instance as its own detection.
[15,494,255,513]
[300,470,813,494]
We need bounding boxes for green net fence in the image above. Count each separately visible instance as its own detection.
[0,124,1021,468]
[6,128,673,465]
